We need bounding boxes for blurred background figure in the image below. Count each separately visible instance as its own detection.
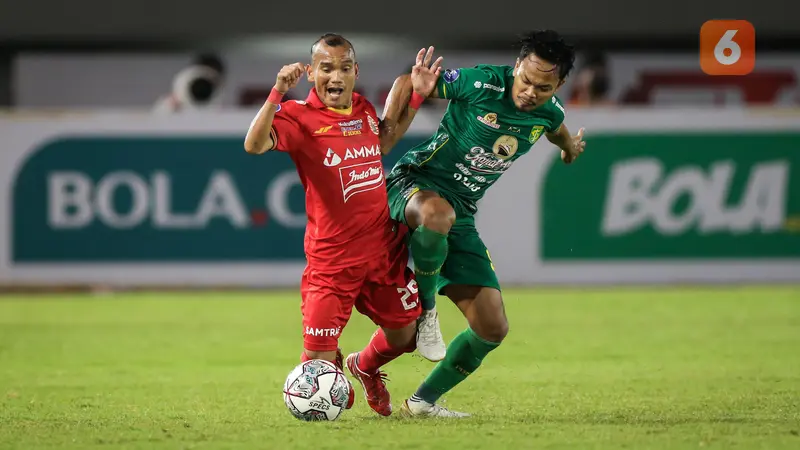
[153,53,227,113]
[568,52,613,106]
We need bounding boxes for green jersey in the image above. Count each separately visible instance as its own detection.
[388,64,565,214]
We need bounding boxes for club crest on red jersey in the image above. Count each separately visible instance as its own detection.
[367,115,379,135]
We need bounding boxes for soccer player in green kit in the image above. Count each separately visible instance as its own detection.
[385,30,587,417]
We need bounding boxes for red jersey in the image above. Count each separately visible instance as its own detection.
[269,88,401,269]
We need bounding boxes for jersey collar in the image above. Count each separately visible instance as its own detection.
[305,87,360,116]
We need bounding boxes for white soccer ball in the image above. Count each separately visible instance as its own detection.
[283,359,351,421]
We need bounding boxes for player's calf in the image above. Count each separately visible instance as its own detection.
[406,192,454,308]
[405,191,453,362]
[347,325,416,416]
[406,286,507,413]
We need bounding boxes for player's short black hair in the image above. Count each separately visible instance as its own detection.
[311,33,356,58]
[517,30,576,80]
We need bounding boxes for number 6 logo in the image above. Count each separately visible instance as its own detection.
[714,30,741,66]
[700,20,755,76]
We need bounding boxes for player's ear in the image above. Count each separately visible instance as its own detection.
[514,58,521,71]
[355,62,360,80]
[305,64,314,83]
[556,78,566,89]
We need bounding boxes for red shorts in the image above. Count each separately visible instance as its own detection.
[300,245,420,352]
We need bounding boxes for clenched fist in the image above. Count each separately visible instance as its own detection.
[275,63,306,94]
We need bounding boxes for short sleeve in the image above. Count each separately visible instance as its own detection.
[269,103,305,152]
[547,96,567,133]
[435,66,503,103]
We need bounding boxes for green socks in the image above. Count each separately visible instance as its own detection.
[410,225,501,404]
[413,327,501,404]
[409,225,448,310]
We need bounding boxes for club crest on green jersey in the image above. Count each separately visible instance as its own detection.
[529,126,545,144]
[492,135,518,160]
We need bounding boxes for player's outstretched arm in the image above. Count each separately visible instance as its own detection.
[244,62,305,154]
[546,124,586,164]
[379,47,443,154]
[379,74,413,155]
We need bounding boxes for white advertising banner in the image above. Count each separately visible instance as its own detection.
[1,108,799,287]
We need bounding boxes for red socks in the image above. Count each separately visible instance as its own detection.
[300,331,414,374]
[357,329,415,373]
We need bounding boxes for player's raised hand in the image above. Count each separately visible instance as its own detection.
[411,46,443,98]
[561,127,586,164]
[275,63,306,94]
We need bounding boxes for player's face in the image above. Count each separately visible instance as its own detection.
[307,44,359,109]
[511,54,565,111]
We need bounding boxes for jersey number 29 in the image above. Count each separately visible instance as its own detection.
[397,280,419,311]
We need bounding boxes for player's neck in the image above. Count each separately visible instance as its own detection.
[327,104,353,115]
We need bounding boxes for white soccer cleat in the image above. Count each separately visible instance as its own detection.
[416,307,447,362]
[401,398,470,418]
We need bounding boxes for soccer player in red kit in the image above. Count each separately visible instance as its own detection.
[244,34,442,416]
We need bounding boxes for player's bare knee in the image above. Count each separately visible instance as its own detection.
[419,199,456,235]
[487,316,509,343]
[489,298,510,342]
[467,307,509,343]
[457,287,509,343]
[473,316,508,343]
[407,192,455,234]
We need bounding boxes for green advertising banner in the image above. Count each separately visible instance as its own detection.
[541,132,800,260]
[12,135,422,262]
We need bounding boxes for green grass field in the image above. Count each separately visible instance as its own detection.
[1,286,799,449]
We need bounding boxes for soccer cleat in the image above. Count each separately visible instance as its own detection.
[345,379,355,410]
[345,352,392,416]
[416,307,447,362]
[401,398,470,418]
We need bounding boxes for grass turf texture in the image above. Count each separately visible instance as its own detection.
[1,286,799,449]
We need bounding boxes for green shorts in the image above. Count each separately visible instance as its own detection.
[386,172,501,295]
